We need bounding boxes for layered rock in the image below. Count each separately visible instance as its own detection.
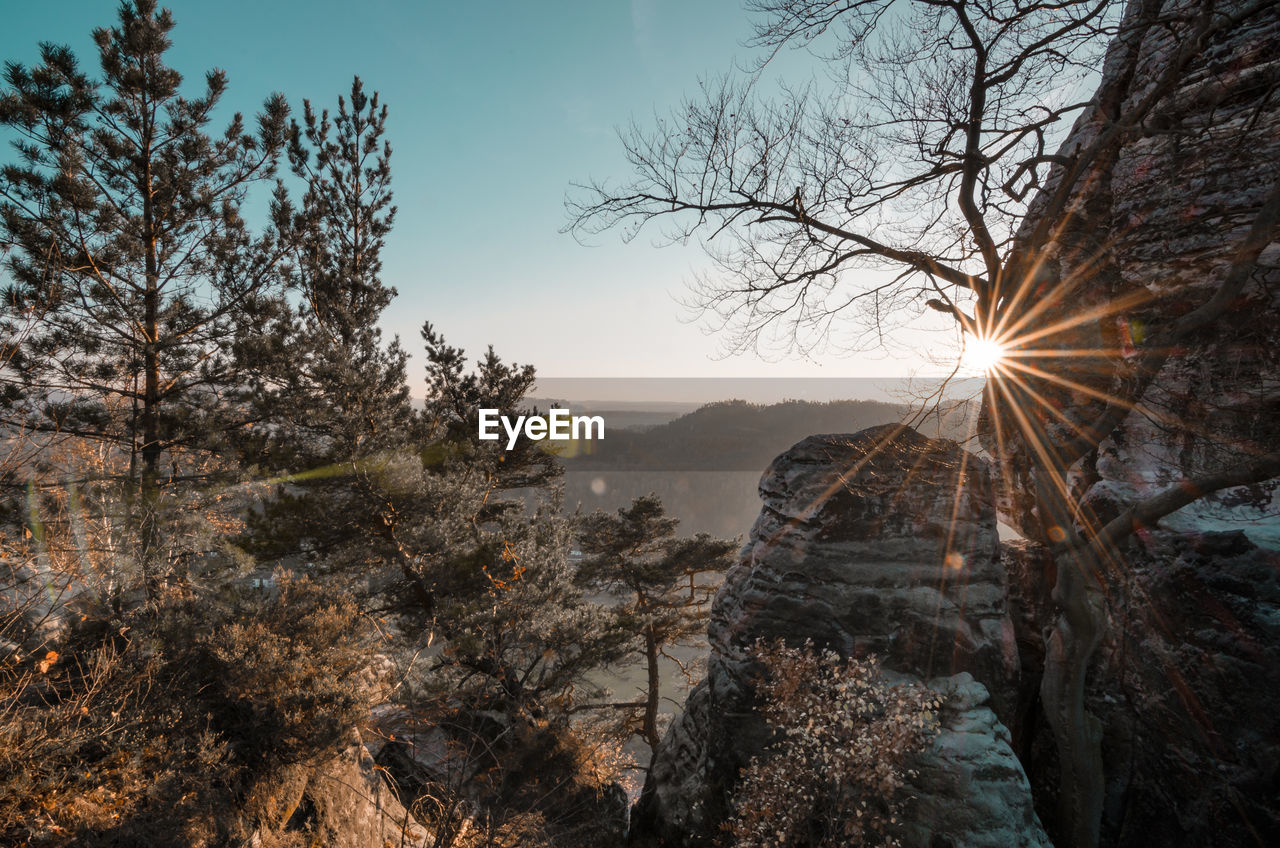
[907,674,1049,848]
[715,427,1018,713]
[633,425,1041,846]
[1004,532,1280,846]
[971,1,1280,845]
[980,0,1280,545]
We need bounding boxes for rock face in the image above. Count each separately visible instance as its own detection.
[246,730,433,848]
[632,426,1042,847]
[1004,532,1280,846]
[639,427,1278,848]
[294,734,434,848]
[970,1,1280,845]
[979,0,1280,546]
[906,674,1049,848]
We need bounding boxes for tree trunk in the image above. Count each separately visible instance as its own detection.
[140,137,163,601]
[1041,556,1107,848]
[1030,458,1107,848]
[642,624,661,751]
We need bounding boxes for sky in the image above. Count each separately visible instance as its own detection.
[0,0,965,398]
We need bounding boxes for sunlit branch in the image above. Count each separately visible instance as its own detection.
[1087,451,1280,555]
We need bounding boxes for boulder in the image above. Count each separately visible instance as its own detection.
[245,729,433,848]
[633,425,1041,846]
[904,673,1050,848]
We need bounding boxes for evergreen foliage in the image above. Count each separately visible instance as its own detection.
[421,322,562,493]
[0,5,694,845]
[241,76,414,568]
[0,0,290,593]
[577,495,737,750]
[247,76,412,472]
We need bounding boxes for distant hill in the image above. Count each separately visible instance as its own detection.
[526,398,704,432]
[563,398,937,471]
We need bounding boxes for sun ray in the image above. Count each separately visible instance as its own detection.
[1003,356,1263,457]
[984,380,1022,535]
[993,166,1151,342]
[989,377,1082,536]
[1001,357,1141,412]
[1011,348,1146,359]
[941,441,975,670]
[996,285,1155,352]
[1000,368,1103,450]
[974,241,1254,780]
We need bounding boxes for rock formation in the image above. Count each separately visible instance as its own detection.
[636,426,1278,846]
[974,0,1280,844]
[981,0,1280,547]
[608,2,1280,844]
[1003,531,1280,846]
[631,426,1046,847]
[245,731,434,848]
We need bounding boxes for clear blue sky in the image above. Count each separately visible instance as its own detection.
[0,0,959,397]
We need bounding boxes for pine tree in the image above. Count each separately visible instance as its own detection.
[421,322,563,495]
[274,76,410,463]
[241,77,414,566]
[576,495,737,751]
[0,0,289,595]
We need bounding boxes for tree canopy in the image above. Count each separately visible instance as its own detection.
[0,0,290,590]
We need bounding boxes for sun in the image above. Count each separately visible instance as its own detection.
[963,335,1008,374]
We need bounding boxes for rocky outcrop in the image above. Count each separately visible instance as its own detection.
[293,733,434,848]
[632,425,1043,846]
[637,425,1280,848]
[1004,532,1280,846]
[970,1,1280,845]
[906,674,1049,848]
[245,730,433,848]
[635,6,1280,843]
[714,427,1019,717]
[980,0,1280,546]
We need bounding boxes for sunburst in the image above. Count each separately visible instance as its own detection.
[962,334,1008,374]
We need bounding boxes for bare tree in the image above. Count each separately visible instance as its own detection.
[572,0,1123,358]
[571,1,1280,846]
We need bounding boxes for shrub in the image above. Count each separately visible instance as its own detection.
[721,639,943,848]
[0,575,375,847]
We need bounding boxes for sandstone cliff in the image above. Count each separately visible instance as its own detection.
[981,0,1280,547]
[631,1,1280,844]
[634,424,1278,847]
[1002,533,1280,845]
[976,0,1280,844]
[632,426,1046,847]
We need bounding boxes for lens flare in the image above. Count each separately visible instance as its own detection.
[963,336,1007,373]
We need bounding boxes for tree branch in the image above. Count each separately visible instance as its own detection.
[1087,450,1280,553]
